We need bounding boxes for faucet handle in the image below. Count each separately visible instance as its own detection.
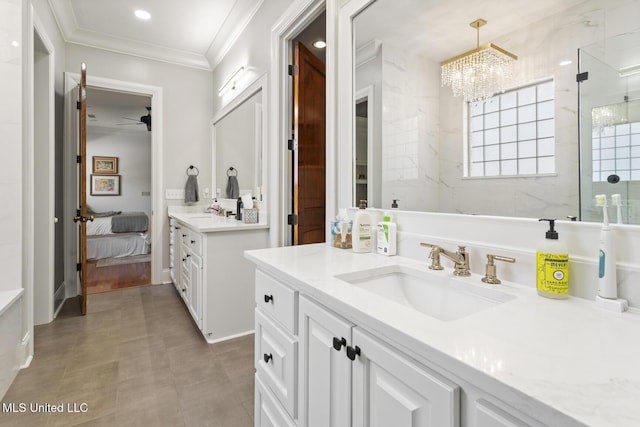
[482,254,516,284]
[420,242,444,270]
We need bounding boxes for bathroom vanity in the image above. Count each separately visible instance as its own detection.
[246,244,640,427]
[169,209,268,343]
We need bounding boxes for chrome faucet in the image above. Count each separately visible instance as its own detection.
[420,243,471,276]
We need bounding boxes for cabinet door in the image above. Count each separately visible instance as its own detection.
[352,328,460,427]
[298,296,353,427]
[188,253,203,328]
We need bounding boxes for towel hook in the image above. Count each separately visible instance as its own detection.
[186,165,199,176]
[227,167,238,177]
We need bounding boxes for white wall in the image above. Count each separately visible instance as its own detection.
[65,44,213,270]
[86,128,152,218]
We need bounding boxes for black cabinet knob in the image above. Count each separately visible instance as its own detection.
[332,337,346,351]
[263,353,273,363]
[264,294,274,303]
[191,239,196,244]
[346,345,361,361]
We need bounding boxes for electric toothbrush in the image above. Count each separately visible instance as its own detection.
[611,194,622,224]
[594,194,628,312]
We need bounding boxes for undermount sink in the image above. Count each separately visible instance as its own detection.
[335,265,516,321]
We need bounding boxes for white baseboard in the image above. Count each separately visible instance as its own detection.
[161,268,172,284]
[18,332,32,369]
[204,329,254,344]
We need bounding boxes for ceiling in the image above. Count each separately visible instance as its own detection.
[354,0,588,63]
[86,88,151,132]
[48,0,264,70]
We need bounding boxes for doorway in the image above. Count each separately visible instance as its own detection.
[63,72,163,309]
[289,11,327,245]
[32,18,59,325]
[84,88,153,294]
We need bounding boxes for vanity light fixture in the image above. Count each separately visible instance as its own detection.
[218,66,246,96]
[134,9,151,20]
[441,19,517,103]
[313,40,327,49]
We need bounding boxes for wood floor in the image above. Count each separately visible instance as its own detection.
[0,285,255,427]
[86,258,151,294]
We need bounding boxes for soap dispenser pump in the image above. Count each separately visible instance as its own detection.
[536,219,569,299]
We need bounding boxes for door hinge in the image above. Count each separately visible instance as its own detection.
[576,72,588,82]
[287,139,298,151]
[76,155,82,164]
[76,101,81,110]
[288,64,299,76]
[76,263,81,272]
[287,214,298,225]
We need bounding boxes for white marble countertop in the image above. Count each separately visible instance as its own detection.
[245,243,640,427]
[169,211,268,233]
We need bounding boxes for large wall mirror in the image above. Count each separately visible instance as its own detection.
[341,0,640,223]
[212,74,267,203]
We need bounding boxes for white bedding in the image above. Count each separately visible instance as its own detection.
[86,233,149,260]
[87,217,112,235]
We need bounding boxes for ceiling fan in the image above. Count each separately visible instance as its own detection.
[117,106,151,131]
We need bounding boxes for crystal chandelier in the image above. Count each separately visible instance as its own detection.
[591,102,628,130]
[441,19,517,103]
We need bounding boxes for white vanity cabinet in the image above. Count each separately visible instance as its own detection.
[298,295,460,427]
[169,214,269,343]
[248,255,564,427]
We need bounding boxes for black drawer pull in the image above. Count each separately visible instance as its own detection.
[333,337,346,351]
[346,345,361,361]
[191,239,196,244]
[182,234,187,237]
[263,353,273,363]
[264,294,274,303]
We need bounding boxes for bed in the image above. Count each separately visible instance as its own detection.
[86,211,150,260]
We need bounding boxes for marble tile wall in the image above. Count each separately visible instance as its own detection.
[0,0,22,293]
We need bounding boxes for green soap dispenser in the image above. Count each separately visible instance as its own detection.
[536,219,569,299]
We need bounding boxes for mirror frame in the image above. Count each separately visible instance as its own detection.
[337,0,375,210]
[211,73,268,204]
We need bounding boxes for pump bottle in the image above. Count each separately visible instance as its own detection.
[352,200,372,253]
[536,219,569,299]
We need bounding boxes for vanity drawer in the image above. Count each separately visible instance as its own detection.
[188,232,203,256]
[255,375,296,427]
[255,270,298,334]
[255,308,298,419]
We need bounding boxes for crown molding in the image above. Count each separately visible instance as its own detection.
[206,0,265,69]
[47,0,214,70]
[67,29,212,70]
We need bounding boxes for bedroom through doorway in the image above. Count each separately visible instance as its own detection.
[84,88,152,294]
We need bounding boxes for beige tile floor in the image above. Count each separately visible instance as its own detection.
[0,284,255,427]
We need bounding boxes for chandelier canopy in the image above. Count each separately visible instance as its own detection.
[441,19,517,103]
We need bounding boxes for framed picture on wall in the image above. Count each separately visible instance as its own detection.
[90,174,121,196]
[93,156,118,174]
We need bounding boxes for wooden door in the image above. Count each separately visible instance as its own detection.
[73,63,90,314]
[293,42,326,245]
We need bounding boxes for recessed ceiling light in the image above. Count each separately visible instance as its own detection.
[134,9,151,20]
[559,60,573,66]
[313,40,326,49]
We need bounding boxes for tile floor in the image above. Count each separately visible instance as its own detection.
[0,284,255,427]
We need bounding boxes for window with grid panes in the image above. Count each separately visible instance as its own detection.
[592,122,640,182]
[466,80,555,177]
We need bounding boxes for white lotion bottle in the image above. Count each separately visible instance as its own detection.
[352,200,372,253]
